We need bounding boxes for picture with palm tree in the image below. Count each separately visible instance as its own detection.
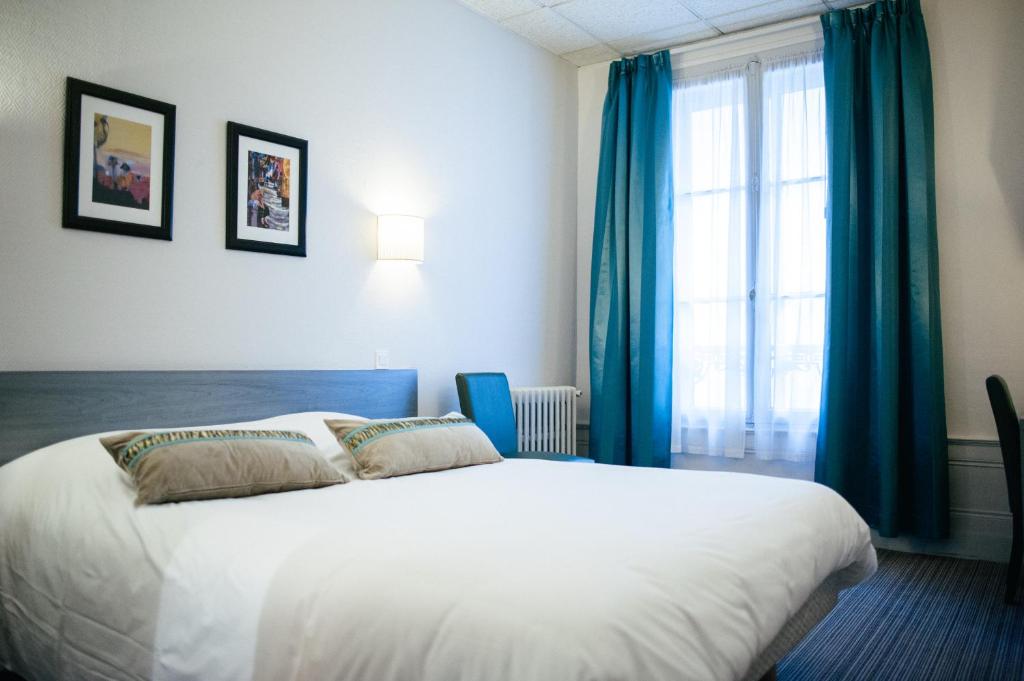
[63,77,175,240]
[92,112,152,210]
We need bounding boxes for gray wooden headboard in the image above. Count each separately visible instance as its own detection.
[0,370,418,466]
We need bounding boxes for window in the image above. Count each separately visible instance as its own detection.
[671,53,826,462]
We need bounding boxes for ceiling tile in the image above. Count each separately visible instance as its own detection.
[501,7,601,54]
[457,0,540,21]
[705,0,825,33]
[460,0,841,65]
[554,0,701,42]
[609,21,719,54]
[677,0,779,19]
[561,43,621,66]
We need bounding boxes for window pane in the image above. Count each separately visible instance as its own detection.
[767,297,824,414]
[676,190,747,302]
[775,180,826,296]
[673,77,747,195]
[679,300,747,411]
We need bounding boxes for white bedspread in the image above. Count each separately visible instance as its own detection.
[0,412,875,681]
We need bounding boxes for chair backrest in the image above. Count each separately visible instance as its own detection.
[986,375,1023,519]
[455,373,518,455]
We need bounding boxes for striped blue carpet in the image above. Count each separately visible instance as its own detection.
[779,549,1024,680]
[2,550,1020,681]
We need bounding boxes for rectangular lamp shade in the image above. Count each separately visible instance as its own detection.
[377,215,424,262]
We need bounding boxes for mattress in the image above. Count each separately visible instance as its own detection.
[0,412,876,681]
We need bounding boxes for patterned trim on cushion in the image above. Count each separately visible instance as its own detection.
[117,429,314,470]
[341,416,472,455]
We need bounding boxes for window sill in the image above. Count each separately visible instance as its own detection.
[671,451,814,481]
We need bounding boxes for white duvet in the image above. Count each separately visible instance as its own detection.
[0,412,875,681]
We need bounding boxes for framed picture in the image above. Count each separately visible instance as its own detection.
[62,78,175,240]
[226,122,307,257]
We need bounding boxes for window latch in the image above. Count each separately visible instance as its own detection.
[748,288,756,301]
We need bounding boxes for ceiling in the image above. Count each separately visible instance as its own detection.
[456,0,860,66]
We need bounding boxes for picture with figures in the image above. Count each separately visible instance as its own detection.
[63,78,175,240]
[246,151,290,230]
[226,122,307,257]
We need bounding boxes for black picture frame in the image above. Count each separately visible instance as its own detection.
[225,122,307,257]
[62,77,175,240]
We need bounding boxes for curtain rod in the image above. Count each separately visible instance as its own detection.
[666,14,822,58]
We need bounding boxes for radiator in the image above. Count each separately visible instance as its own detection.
[509,386,580,456]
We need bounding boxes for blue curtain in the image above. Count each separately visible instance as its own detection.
[589,51,674,468]
[816,0,948,538]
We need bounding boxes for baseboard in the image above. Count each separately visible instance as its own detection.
[576,423,589,458]
[576,424,1011,563]
[872,509,1012,563]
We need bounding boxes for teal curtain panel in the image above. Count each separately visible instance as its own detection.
[816,0,948,538]
[589,51,674,468]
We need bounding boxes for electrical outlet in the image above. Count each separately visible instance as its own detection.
[374,350,390,369]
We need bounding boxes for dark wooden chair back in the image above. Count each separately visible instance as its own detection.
[985,375,1023,604]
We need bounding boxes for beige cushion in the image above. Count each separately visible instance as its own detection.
[101,429,345,505]
[324,415,502,479]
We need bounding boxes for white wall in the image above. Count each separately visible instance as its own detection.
[574,0,1024,560]
[0,0,578,416]
[575,60,606,426]
[925,0,1024,441]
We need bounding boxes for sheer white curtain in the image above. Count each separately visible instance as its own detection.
[671,52,825,462]
[753,53,827,461]
[671,68,748,458]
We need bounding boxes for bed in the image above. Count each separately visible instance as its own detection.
[0,371,876,681]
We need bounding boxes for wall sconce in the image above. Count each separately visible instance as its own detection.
[377,214,424,262]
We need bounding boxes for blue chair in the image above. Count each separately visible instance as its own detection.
[455,373,593,463]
